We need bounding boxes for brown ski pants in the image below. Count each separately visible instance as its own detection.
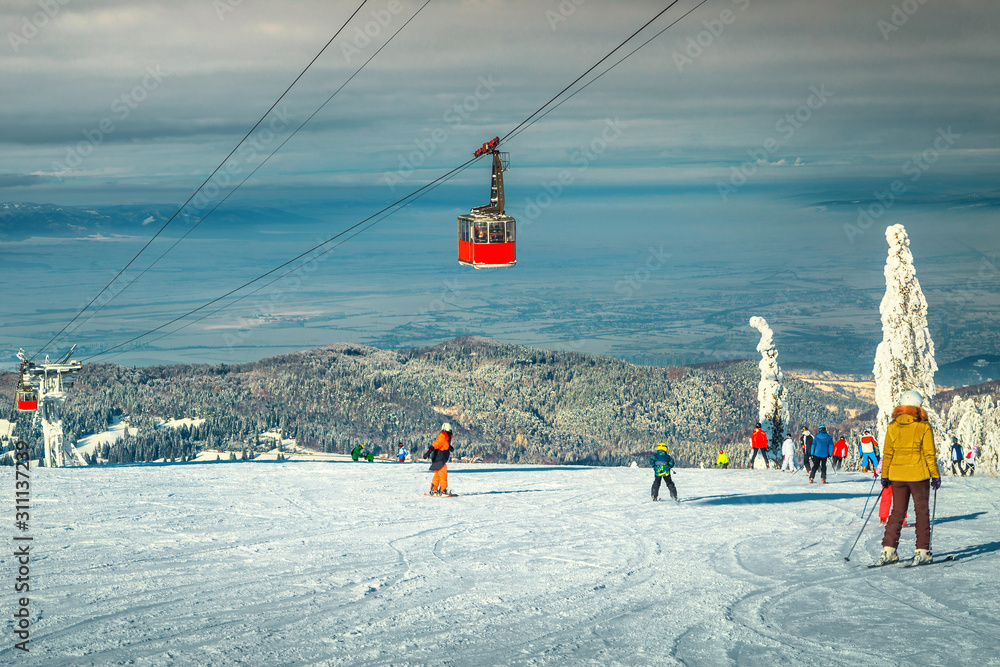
[881,479,931,551]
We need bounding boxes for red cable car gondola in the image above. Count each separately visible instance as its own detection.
[459,137,515,269]
[16,388,37,412]
[15,362,37,411]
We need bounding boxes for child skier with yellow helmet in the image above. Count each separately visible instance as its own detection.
[650,443,678,502]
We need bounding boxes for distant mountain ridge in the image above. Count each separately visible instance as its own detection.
[3,337,872,467]
[936,354,1000,388]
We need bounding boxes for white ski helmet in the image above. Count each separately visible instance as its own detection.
[441,423,453,433]
[899,390,924,407]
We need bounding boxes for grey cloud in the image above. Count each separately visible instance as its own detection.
[0,173,44,188]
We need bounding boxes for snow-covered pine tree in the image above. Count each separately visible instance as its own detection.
[749,316,789,461]
[873,224,937,439]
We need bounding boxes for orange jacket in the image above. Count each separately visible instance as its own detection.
[431,431,451,451]
[882,407,940,482]
[427,431,452,471]
[751,428,768,449]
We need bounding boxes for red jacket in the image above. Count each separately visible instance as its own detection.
[751,428,768,449]
[833,439,849,457]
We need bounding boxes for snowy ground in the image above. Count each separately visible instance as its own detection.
[4,462,999,666]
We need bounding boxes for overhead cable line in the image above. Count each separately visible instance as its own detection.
[82,0,704,362]
[31,0,371,361]
[62,0,433,341]
[81,154,480,362]
[498,0,682,147]
[96,158,478,363]
[503,0,708,147]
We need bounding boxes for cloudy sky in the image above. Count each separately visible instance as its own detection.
[3,0,998,200]
[2,0,999,369]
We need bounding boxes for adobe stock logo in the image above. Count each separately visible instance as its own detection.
[51,65,170,182]
[340,1,406,63]
[7,0,72,54]
[843,127,960,245]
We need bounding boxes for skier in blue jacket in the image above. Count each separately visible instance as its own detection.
[650,443,678,502]
[809,426,834,484]
[949,436,965,476]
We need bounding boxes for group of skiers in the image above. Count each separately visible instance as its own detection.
[347,442,411,464]
[410,391,967,566]
[350,444,375,462]
[739,390,960,566]
[744,420,978,487]
[748,422,847,483]
[949,435,978,476]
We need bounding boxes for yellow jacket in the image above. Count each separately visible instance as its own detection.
[882,410,940,482]
[716,451,729,465]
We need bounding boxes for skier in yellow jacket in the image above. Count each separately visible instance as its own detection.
[716,450,729,468]
[876,390,941,566]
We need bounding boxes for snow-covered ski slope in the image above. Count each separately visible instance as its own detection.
[6,463,998,666]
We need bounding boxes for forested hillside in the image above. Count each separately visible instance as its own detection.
[2,337,870,467]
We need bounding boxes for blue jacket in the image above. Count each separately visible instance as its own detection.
[950,443,964,462]
[812,431,834,458]
[650,450,675,476]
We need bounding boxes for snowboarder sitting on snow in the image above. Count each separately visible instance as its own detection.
[809,426,834,484]
[424,423,453,496]
[965,445,978,476]
[832,437,848,471]
[650,443,678,502]
[949,436,965,476]
[398,442,408,463]
[859,429,880,471]
[351,444,363,461]
[716,449,729,469]
[749,423,771,469]
[876,390,941,567]
[780,433,796,472]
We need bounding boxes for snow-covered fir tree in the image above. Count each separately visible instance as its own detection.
[749,316,789,457]
[873,224,937,439]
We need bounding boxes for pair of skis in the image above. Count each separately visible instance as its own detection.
[867,554,956,569]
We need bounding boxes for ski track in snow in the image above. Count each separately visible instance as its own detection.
[2,464,998,666]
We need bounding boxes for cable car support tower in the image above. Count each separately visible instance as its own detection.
[16,346,84,467]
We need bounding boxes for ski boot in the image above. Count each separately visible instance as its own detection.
[651,495,658,502]
[821,479,828,484]
[911,549,932,566]
[875,546,899,566]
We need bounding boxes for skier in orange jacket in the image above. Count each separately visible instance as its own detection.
[424,423,454,496]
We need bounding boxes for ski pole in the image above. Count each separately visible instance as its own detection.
[860,474,879,517]
[929,485,938,553]
[845,487,880,562]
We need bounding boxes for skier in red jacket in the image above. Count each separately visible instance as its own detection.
[832,437,849,471]
[749,423,771,469]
